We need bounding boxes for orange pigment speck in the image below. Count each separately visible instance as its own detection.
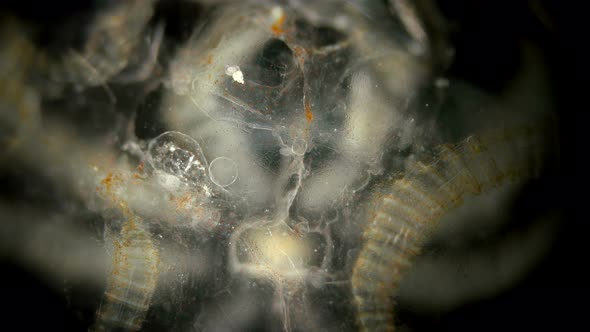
[305,101,313,123]
[271,13,286,36]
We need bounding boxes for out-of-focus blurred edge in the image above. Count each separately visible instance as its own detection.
[0,1,572,331]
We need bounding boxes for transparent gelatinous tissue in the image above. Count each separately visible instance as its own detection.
[163,1,436,214]
[148,131,209,188]
[0,1,559,332]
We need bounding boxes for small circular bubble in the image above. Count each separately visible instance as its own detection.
[208,157,238,187]
[291,137,307,156]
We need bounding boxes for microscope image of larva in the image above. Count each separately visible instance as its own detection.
[1,1,564,331]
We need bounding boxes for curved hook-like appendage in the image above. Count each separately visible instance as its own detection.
[351,123,548,331]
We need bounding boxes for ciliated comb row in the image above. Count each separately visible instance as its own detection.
[352,123,547,332]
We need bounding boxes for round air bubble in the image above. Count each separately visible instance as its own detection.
[148,131,208,186]
[291,138,307,156]
[208,157,238,187]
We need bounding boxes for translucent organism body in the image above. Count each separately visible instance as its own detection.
[93,217,159,332]
[352,123,549,331]
[38,0,157,89]
[0,1,560,331]
[148,131,209,189]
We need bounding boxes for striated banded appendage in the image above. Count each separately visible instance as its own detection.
[92,218,159,332]
[351,123,548,332]
[40,0,155,87]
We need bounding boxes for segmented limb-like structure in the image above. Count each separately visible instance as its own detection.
[92,216,159,332]
[351,123,548,331]
[38,0,155,88]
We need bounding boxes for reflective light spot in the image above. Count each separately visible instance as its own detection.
[148,131,208,186]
